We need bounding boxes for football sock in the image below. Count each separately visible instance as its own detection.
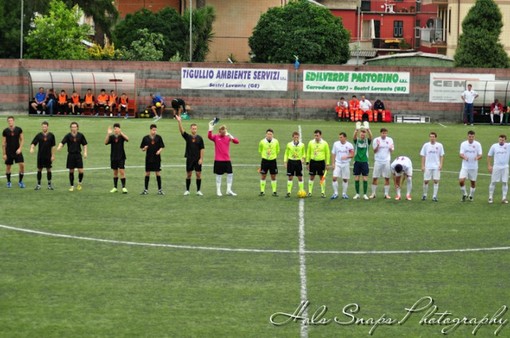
[156,176,162,190]
[396,187,401,196]
[287,180,293,193]
[298,181,304,191]
[320,181,325,194]
[113,177,118,188]
[121,178,126,188]
[342,181,348,194]
[226,174,233,191]
[433,183,439,197]
[460,186,467,195]
[308,181,314,193]
[145,176,150,190]
[489,182,495,198]
[216,175,222,191]
[384,185,390,196]
[371,184,377,195]
[37,171,42,185]
[423,183,429,196]
[196,179,201,191]
[78,172,84,183]
[260,180,266,192]
[69,172,75,186]
[186,178,191,191]
[6,173,11,182]
[355,180,360,194]
[19,173,24,183]
[469,187,475,196]
[332,181,338,195]
[503,183,508,199]
[407,178,413,195]
[271,180,277,193]
[363,181,368,194]
[47,171,52,183]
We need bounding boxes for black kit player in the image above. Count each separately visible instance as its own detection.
[105,123,129,194]
[2,116,25,188]
[171,98,187,117]
[30,121,56,190]
[57,122,88,192]
[175,114,204,196]
[140,124,165,195]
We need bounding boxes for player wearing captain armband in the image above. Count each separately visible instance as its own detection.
[330,132,354,200]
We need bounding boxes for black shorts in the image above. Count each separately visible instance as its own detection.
[37,157,52,169]
[145,160,161,172]
[286,160,303,177]
[171,100,182,109]
[353,161,369,176]
[260,159,278,175]
[308,160,325,176]
[111,159,126,170]
[214,161,233,175]
[186,159,202,172]
[5,153,24,165]
[66,153,83,169]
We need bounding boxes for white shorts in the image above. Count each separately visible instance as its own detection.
[424,168,441,181]
[373,161,391,178]
[333,165,350,180]
[491,167,509,183]
[459,168,478,181]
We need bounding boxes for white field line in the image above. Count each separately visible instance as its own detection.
[298,125,308,338]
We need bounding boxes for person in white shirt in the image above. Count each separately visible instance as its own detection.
[459,130,482,202]
[330,132,354,199]
[487,134,510,204]
[370,128,394,199]
[358,95,372,121]
[420,132,445,202]
[391,156,413,201]
[461,83,478,125]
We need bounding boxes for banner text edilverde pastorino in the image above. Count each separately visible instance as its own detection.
[303,71,410,94]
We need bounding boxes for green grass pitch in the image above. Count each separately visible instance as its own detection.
[0,116,509,337]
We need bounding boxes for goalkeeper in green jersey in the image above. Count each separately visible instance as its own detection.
[258,129,280,196]
[306,129,330,198]
[352,123,373,200]
[284,131,306,197]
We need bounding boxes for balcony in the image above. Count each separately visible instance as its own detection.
[421,0,448,4]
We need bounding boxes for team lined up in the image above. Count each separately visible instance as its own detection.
[3,116,510,203]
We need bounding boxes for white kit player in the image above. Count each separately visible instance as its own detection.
[487,134,510,204]
[459,130,482,202]
[391,156,413,200]
[330,132,354,199]
[370,127,394,199]
[420,132,445,202]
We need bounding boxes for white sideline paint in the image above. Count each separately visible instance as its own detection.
[297,125,308,338]
[1,224,509,255]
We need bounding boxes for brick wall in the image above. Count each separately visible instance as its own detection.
[1,58,509,122]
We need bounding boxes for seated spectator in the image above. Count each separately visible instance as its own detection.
[335,97,349,121]
[171,98,186,117]
[349,95,359,121]
[118,93,130,118]
[82,88,95,114]
[31,87,47,114]
[109,90,118,116]
[490,98,504,125]
[150,93,165,120]
[373,99,386,122]
[96,89,110,116]
[57,89,69,115]
[358,95,372,122]
[69,91,81,115]
[45,88,57,116]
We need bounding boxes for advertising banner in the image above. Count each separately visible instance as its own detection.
[429,73,495,103]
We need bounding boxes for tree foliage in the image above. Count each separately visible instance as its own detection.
[25,0,92,60]
[113,8,186,62]
[454,0,509,68]
[249,0,350,64]
[183,6,216,62]
[117,29,165,61]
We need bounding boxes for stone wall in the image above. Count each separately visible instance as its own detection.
[1,58,509,122]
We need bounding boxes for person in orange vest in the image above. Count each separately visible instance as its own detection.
[349,95,359,121]
[57,90,69,115]
[82,88,95,115]
[96,89,110,117]
[69,90,81,115]
[109,90,118,117]
[335,97,349,121]
[118,93,130,118]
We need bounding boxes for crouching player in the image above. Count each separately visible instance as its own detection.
[391,156,413,201]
